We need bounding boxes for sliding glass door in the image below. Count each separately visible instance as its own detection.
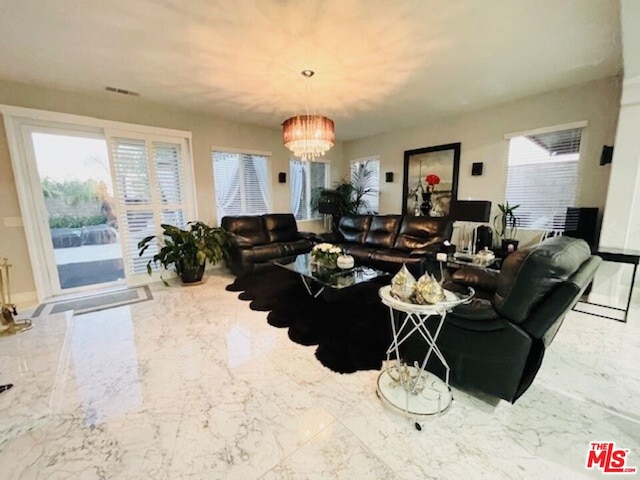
[27,128,125,293]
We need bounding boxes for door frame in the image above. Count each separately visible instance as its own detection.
[1,105,194,303]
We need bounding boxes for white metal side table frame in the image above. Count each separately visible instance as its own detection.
[377,285,473,429]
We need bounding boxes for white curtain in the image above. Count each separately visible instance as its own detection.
[213,153,240,220]
[290,160,305,218]
[251,155,270,209]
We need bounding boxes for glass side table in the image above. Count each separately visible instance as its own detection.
[377,285,473,428]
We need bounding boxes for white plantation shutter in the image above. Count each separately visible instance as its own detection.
[290,160,329,220]
[108,132,193,280]
[505,127,583,231]
[212,151,271,220]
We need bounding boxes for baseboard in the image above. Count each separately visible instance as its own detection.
[11,291,38,310]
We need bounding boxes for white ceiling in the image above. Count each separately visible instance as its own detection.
[0,0,622,141]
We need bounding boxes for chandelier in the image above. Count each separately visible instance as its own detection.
[282,70,335,161]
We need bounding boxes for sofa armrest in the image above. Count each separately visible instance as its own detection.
[451,268,499,294]
[228,233,254,249]
[297,231,317,241]
[408,245,441,258]
[446,299,507,332]
[316,232,341,243]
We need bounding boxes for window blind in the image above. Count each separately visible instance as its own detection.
[505,127,582,230]
[212,151,271,221]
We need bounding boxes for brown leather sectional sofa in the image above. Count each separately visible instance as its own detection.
[319,214,453,276]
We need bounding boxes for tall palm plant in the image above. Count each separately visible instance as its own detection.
[311,161,379,230]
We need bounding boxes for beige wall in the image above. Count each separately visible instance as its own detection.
[0,79,344,301]
[343,77,621,246]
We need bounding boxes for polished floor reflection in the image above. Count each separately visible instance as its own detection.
[1,272,639,479]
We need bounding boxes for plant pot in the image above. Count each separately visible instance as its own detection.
[501,239,519,253]
[181,263,206,284]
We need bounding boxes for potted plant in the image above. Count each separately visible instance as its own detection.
[311,167,377,231]
[493,202,521,252]
[137,221,230,285]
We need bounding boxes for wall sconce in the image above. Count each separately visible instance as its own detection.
[385,172,394,183]
[278,172,287,183]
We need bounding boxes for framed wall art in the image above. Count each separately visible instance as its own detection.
[402,143,461,217]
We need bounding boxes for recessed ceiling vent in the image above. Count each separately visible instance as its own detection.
[105,86,140,97]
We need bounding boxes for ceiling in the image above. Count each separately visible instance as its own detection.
[0,0,622,141]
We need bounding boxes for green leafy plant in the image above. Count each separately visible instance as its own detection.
[42,178,100,205]
[311,165,377,230]
[137,222,231,285]
[49,214,107,229]
[493,202,520,240]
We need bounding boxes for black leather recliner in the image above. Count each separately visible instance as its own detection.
[404,236,602,403]
[221,214,314,276]
[320,214,453,276]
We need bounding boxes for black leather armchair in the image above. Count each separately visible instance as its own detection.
[404,236,602,402]
[221,214,314,276]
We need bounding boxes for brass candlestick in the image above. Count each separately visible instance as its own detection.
[0,257,33,337]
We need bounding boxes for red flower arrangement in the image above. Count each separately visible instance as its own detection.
[424,174,440,192]
[425,174,440,186]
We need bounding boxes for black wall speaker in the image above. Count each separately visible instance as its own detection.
[471,162,483,176]
[600,146,613,166]
[385,172,394,183]
[565,207,599,249]
[278,172,286,183]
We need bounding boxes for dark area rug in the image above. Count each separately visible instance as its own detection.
[226,266,392,373]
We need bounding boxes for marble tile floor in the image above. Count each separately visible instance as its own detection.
[1,272,639,480]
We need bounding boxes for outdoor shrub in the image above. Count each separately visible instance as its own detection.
[49,214,108,229]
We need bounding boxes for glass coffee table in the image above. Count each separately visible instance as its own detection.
[272,253,389,299]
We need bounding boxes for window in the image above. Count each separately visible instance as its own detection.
[350,157,380,214]
[108,133,192,277]
[212,150,271,221]
[504,126,583,231]
[290,160,329,220]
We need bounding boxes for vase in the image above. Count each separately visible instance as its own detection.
[181,263,205,284]
[420,191,432,216]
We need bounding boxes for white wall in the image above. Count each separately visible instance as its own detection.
[343,77,621,246]
[0,79,344,301]
[600,0,640,250]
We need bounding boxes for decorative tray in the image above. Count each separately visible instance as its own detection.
[378,285,474,312]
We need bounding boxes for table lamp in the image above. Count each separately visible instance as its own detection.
[450,200,492,254]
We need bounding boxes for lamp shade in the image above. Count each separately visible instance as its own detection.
[450,200,492,222]
[283,114,335,161]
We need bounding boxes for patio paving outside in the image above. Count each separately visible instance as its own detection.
[53,240,125,289]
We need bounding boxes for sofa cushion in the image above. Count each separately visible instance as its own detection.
[263,214,298,243]
[364,215,402,248]
[221,216,268,247]
[338,215,372,244]
[338,215,371,243]
[393,217,452,252]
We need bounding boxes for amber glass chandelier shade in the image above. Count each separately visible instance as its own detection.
[282,114,335,161]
